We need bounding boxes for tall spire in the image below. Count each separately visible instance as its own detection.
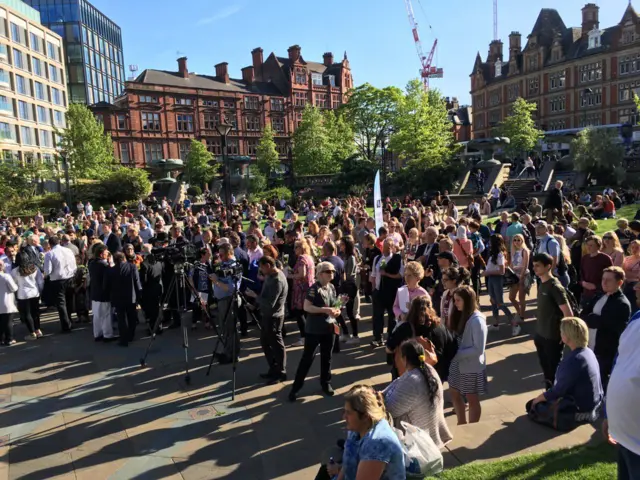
[344,51,348,61]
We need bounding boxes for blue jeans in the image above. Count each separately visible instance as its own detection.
[487,275,512,323]
[619,443,640,480]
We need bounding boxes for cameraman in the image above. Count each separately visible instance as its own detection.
[191,247,213,330]
[211,243,241,364]
[255,256,288,384]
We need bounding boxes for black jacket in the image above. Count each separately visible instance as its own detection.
[374,253,402,307]
[140,257,163,299]
[101,232,122,255]
[88,259,110,303]
[581,290,631,360]
[108,261,142,307]
[544,187,564,211]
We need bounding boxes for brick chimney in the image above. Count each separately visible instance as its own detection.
[487,40,503,64]
[508,32,522,60]
[215,62,229,84]
[177,57,188,78]
[581,3,599,37]
[242,66,254,84]
[252,47,263,81]
[323,52,334,67]
[288,44,301,62]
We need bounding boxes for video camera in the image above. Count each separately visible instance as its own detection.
[151,243,197,270]
[213,260,243,280]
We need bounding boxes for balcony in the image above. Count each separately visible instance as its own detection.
[0,100,13,117]
[0,72,9,90]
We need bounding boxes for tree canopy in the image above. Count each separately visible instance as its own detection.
[571,127,625,184]
[256,124,280,178]
[495,97,543,158]
[184,139,218,187]
[55,103,115,181]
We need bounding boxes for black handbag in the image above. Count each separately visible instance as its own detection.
[504,267,519,286]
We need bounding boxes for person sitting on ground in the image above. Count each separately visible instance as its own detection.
[383,339,453,449]
[526,316,604,431]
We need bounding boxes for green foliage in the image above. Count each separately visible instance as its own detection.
[0,192,62,216]
[184,139,218,187]
[55,103,115,181]
[256,125,280,178]
[292,105,338,175]
[248,166,268,194]
[495,97,544,158]
[571,127,625,185]
[340,83,403,161]
[249,186,292,203]
[634,93,640,124]
[389,81,457,169]
[187,186,202,197]
[389,158,464,196]
[0,161,55,205]
[73,167,152,205]
[324,110,356,164]
[335,155,378,192]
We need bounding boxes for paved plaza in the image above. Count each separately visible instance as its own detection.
[0,292,604,479]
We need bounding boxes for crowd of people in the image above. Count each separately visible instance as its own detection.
[0,186,639,480]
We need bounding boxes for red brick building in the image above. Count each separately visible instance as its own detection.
[470,3,640,138]
[446,97,473,142]
[91,45,353,168]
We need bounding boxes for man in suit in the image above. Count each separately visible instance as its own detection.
[140,245,164,335]
[88,243,113,341]
[20,234,44,271]
[101,221,122,255]
[108,252,142,346]
[416,227,440,290]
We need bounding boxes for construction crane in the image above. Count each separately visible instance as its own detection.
[493,0,498,41]
[403,0,443,90]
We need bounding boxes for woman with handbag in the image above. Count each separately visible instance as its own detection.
[508,233,530,336]
[484,234,514,331]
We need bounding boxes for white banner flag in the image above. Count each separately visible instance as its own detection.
[374,170,383,236]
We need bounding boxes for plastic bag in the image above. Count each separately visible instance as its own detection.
[396,421,443,478]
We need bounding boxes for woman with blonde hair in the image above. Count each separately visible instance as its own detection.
[316,226,330,248]
[602,231,624,267]
[288,239,316,347]
[509,233,530,334]
[307,221,319,238]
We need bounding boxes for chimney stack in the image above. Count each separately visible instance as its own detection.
[487,40,503,64]
[177,57,188,78]
[242,66,254,84]
[508,31,522,60]
[581,3,599,37]
[215,62,229,84]
[323,52,334,67]
[288,44,301,62]
[252,47,263,81]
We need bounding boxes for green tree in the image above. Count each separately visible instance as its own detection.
[335,155,377,193]
[389,80,456,168]
[102,167,153,202]
[495,97,543,158]
[324,110,356,165]
[184,139,218,187]
[55,103,115,181]
[634,93,640,124]
[256,125,280,178]
[292,105,336,175]
[340,83,403,161]
[571,127,625,185]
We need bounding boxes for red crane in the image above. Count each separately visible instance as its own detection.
[403,0,443,90]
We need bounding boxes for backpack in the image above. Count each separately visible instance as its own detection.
[521,225,534,251]
[543,237,568,276]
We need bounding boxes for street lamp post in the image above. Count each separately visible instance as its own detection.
[215,123,233,211]
[55,146,71,206]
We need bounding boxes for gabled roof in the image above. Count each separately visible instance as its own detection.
[276,56,343,77]
[522,8,567,52]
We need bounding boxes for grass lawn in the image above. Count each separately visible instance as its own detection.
[428,443,617,480]
[593,204,636,233]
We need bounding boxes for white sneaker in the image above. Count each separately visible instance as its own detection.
[346,337,360,345]
[291,338,305,347]
[339,334,349,343]
[487,324,500,332]
[512,324,522,337]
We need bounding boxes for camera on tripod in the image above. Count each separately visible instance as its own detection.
[152,244,198,274]
[213,261,243,280]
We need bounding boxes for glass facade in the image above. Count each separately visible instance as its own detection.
[23,0,125,104]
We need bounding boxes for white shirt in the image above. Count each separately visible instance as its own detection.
[248,246,263,264]
[524,158,534,168]
[563,226,577,240]
[11,268,44,300]
[85,204,93,216]
[44,245,77,281]
[372,254,392,290]
[607,315,640,455]
[0,255,13,275]
[485,252,505,274]
[491,187,501,199]
[264,225,276,242]
[0,272,17,314]
[588,294,609,350]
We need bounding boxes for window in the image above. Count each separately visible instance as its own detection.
[549,119,566,131]
[311,73,323,86]
[276,142,288,156]
[179,143,190,160]
[271,98,284,112]
[315,93,329,108]
[489,89,501,107]
[619,54,640,76]
[224,111,237,129]
[37,105,50,124]
[0,122,14,141]
[46,42,59,62]
[51,88,62,105]
[507,84,520,101]
[139,95,158,103]
[489,110,501,126]
[202,99,218,107]
[332,94,341,107]
[551,49,561,62]
[94,114,103,125]
[175,97,193,106]
[294,92,307,107]
[495,60,502,78]
[12,48,25,70]
[141,112,160,131]
[206,138,221,155]
[528,77,539,95]
[117,114,127,129]
[619,108,635,124]
[39,129,52,147]
[588,28,601,50]
[20,126,34,145]
[53,110,65,127]
[29,33,42,53]
[580,62,603,83]
[10,23,24,45]
[474,95,485,109]
[18,100,32,121]
[176,114,194,132]
[144,143,163,163]
[550,95,566,112]
[550,71,566,90]
[622,28,636,45]
[120,143,130,164]
[619,81,640,102]
[204,113,220,129]
[49,64,59,83]
[244,97,259,110]
[579,113,602,128]
[327,75,336,87]
[580,87,603,107]
[0,19,6,38]
[246,116,260,131]
[295,68,306,84]
[474,114,485,130]
[221,99,234,108]
[528,55,538,71]
[272,116,285,133]
[31,57,43,77]
[226,139,239,155]
[247,139,258,156]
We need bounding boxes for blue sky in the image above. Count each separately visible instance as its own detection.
[91,0,632,104]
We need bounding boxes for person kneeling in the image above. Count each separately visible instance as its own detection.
[526,316,604,431]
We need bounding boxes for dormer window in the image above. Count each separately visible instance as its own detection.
[495,60,502,78]
[623,27,636,45]
[588,27,601,50]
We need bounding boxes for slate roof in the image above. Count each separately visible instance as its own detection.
[275,56,342,77]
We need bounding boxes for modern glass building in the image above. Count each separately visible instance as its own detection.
[22,0,125,104]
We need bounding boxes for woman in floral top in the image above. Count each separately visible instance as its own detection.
[289,240,315,347]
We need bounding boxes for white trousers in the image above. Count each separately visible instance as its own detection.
[92,301,114,339]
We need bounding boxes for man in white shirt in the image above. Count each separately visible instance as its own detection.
[44,236,77,332]
[85,201,93,217]
[490,184,501,211]
[246,235,263,264]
